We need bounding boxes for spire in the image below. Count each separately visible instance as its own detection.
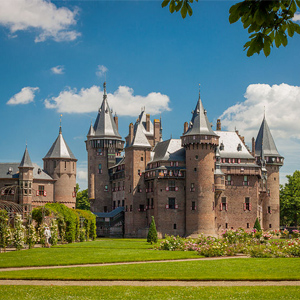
[183,87,218,137]
[93,82,122,139]
[87,121,95,137]
[59,114,62,134]
[130,122,151,148]
[255,115,281,157]
[44,127,76,159]
[19,146,33,168]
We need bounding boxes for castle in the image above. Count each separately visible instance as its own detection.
[0,125,77,213]
[87,82,284,238]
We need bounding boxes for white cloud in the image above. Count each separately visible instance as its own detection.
[44,85,171,116]
[292,12,300,22]
[0,0,80,42]
[51,65,64,75]
[96,65,108,77]
[220,83,300,184]
[7,87,39,105]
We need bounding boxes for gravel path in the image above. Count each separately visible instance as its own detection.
[0,255,248,272]
[0,280,300,286]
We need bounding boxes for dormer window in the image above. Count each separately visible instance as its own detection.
[220,143,224,151]
[237,143,242,151]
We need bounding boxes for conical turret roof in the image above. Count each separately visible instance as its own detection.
[255,116,281,157]
[87,122,95,137]
[130,122,151,148]
[183,95,217,137]
[93,82,121,139]
[44,127,76,159]
[19,146,33,168]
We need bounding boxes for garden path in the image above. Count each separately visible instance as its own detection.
[0,255,248,272]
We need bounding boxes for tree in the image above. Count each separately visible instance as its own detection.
[280,170,300,227]
[253,217,262,231]
[161,0,300,57]
[76,184,90,211]
[147,216,158,244]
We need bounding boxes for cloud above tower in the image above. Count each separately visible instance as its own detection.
[7,87,39,105]
[0,0,80,42]
[44,85,171,116]
[51,65,65,75]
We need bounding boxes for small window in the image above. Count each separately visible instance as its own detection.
[268,206,271,214]
[195,155,198,160]
[141,157,143,161]
[190,183,195,192]
[244,197,250,211]
[192,201,196,211]
[139,204,145,212]
[221,197,227,211]
[226,175,232,186]
[247,223,250,228]
[104,185,108,191]
[65,161,67,169]
[118,200,120,207]
[194,168,197,172]
[138,169,141,176]
[130,205,133,211]
[104,206,108,212]
[113,201,116,209]
[168,198,175,209]
[173,224,177,230]
[269,224,272,228]
[243,175,248,186]
[122,200,124,207]
[168,180,176,191]
[225,223,228,229]
[98,164,102,170]
[38,185,44,196]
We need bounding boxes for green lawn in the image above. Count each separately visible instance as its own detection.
[1,258,300,281]
[0,239,199,268]
[0,286,300,300]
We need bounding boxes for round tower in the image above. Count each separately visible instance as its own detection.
[85,82,124,212]
[43,124,77,209]
[181,90,219,237]
[255,116,284,231]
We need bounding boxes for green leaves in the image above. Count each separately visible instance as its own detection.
[161,0,198,19]
[230,0,300,57]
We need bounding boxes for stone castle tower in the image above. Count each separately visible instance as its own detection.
[255,116,284,230]
[181,93,219,236]
[43,125,77,208]
[86,82,124,212]
[18,146,34,209]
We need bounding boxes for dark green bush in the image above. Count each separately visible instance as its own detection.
[147,216,158,244]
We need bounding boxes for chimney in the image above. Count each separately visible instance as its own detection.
[217,119,221,131]
[154,119,161,144]
[184,122,188,134]
[129,123,134,145]
[146,114,150,132]
[252,137,255,157]
[114,114,118,130]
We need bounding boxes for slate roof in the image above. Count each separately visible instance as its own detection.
[19,147,33,168]
[87,123,95,137]
[137,110,154,136]
[150,139,185,163]
[255,117,281,157]
[183,96,218,137]
[130,122,151,148]
[0,163,53,180]
[93,82,122,140]
[0,163,19,178]
[93,206,124,218]
[215,131,254,159]
[44,129,76,159]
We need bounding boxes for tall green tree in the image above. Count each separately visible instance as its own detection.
[76,184,90,211]
[147,216,158,244]
[280,170,300,227]
[161,0,300,57]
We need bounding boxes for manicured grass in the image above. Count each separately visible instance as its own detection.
[1,258,300,281]
[0,239,199,268]
[0,286,300,300]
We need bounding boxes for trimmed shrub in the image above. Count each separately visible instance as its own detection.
[13,214,25,250]
[26,223,38,249]
[254,218,262,231]
[147,216,158,244]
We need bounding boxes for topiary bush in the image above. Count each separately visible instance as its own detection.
[253,218,262,231]
[0,210,11,252]
[147,216,158,244]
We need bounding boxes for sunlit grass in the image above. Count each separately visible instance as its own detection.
[1,258,300,281]
[1,286,300,300]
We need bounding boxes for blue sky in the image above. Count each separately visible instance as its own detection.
[0,0,299,189]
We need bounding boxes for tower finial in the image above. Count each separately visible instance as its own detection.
[264,106,266,119]
[103,81,107,98]
[59,114,62,134]
[199,83,201,99]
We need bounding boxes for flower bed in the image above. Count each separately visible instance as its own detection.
[157,228,300,258]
